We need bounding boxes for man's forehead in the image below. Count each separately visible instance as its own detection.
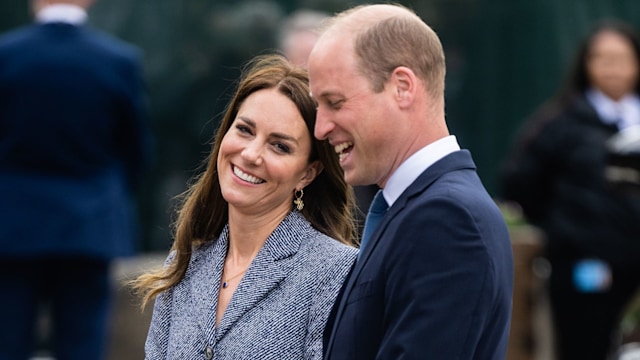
[308,61,344,94]
[310,35,354,71]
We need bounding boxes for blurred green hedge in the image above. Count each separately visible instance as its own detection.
[2,0,640,251]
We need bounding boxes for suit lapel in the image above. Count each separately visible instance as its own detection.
[325,150,477,353]
[214,211,304,341]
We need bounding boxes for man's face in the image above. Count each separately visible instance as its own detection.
[308,36,394,187]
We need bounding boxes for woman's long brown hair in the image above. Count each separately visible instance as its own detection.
[132,54,356,308]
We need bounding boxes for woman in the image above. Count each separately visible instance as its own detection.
[135,54,358,359]
[501,20,640,360]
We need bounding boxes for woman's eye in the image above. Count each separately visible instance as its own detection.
[274,143,291,154]
[236,124,252,135]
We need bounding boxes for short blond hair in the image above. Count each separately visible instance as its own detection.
[326,4,445,97]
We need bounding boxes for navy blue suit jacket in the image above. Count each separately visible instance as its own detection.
[324,150,514,359]
[0,22,151,259]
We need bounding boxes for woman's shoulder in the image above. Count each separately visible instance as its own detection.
[286,211,357,259]
[290,235,356,291]
[299,230,358,265]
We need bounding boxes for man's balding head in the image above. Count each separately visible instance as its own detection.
[313,4,445,99]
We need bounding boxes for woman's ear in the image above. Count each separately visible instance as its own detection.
[298,160,324,189]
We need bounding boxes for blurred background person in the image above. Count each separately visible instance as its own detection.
[277,8,328,67]
[0,0,152,359]
[500,19,640,360]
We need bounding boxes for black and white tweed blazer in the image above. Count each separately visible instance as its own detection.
[145,211,358,360]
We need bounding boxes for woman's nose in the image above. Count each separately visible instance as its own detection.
[241,141,263,165]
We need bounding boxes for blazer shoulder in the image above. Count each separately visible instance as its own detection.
[297,231,358,274]
[304,229,357,255]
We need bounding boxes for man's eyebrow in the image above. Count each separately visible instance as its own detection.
[313,90,342,101]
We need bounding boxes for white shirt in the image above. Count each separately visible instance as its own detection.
[585,88,640,130]
[36,4,88,25]
[382,135,461,206]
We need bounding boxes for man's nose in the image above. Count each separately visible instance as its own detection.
[314,107,335,140]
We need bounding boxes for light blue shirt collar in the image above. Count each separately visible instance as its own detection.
[382,135,460,206]
[585,88,640,130]
[36,4,88,25]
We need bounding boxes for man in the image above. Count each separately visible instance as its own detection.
[277,8,379,237]
[308,4,514,359]
[0,0,151,358]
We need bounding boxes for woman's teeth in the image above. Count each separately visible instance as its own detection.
[233,166,265,184]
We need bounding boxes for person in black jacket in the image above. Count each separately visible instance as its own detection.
[501,19,640,360]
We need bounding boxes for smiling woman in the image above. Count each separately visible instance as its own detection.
[132,54,358,359]
[217,87,320,218]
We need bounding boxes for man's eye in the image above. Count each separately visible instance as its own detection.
[329,100,343,108]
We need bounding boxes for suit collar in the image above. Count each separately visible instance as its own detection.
[389,150,475,209]
[384,135,461,206]
[358,150,475,267]
[325,150,476,352]
[192,211,308,342]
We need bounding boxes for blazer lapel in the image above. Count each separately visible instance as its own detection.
[326,150,477,352]
[192,230,228,345]
[214,211,304,342]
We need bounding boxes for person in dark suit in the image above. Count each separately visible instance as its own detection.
[307,4,514,359]
[0,0,152,358]
[134,54,357,359]
[500,19,640,360]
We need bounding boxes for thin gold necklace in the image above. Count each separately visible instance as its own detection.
[222,269,246,289]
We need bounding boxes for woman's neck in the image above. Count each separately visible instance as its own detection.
[226,206,290,263]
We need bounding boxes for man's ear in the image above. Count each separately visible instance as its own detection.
[298,160,324,189]
[391,66,417,109]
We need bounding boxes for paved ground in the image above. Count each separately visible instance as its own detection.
[31,252,640,360]
[533,284,554,360]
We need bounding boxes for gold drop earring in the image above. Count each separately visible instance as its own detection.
[294,189,304,211]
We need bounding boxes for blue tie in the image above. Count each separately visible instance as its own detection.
[360,190,388,256]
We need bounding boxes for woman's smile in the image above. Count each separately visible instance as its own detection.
[232,165,265,184]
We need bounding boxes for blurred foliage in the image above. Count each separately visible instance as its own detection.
[621,293,640,340]
[496,201,528,228]
[2,0,640,250]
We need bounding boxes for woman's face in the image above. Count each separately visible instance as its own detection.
[217,87,320,216]
[587,30,639,101]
